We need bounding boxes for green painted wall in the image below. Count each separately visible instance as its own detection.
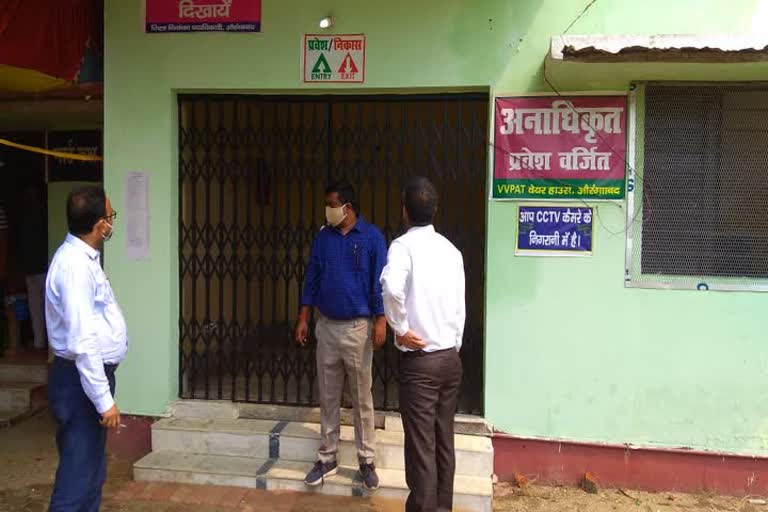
[106,0,768,454]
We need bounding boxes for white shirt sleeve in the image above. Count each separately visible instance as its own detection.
[380,241,411,337]
[455,255,466,352]
[58,263,114,414]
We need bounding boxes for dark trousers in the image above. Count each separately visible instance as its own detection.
[48,358,117,512]
[399,348,463,512]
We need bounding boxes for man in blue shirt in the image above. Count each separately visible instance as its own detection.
[295,180,387,491]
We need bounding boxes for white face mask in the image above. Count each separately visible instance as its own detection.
[101,221,113,242]
[325,204,348,227]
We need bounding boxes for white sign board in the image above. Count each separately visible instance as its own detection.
[302,34,366,84]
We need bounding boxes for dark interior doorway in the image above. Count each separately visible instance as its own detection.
[178,93,488,415]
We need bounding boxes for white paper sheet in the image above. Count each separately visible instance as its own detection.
[124,172,150,260]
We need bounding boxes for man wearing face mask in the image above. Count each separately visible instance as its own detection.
[296,180,388,491]
[46,186,128,512]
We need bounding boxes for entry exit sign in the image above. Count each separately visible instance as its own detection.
[302,34,366,84]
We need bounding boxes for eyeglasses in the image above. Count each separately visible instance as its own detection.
[105,210,118,222]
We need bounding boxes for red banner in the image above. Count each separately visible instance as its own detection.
[146,0,261,33]
[493,96,627,200]
[0,0,101,82]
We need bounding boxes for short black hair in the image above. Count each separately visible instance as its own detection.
[325,179,358,213]
[67,186,106,236]
[403,176,438,226]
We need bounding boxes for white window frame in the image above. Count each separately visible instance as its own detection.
[624,82,768,292]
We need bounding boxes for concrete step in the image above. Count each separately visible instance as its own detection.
[0,362,48,384]
[0,407,40,428]
[385,413,493,437]
[0,382,47,411]
[151,417,493,478]
[134,451,492,512]
[169,400,493,436]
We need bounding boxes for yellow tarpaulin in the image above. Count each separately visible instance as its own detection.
[0,137,102,161]
[0,64,70,93]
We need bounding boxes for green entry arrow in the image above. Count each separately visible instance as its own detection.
[312,54,332,74]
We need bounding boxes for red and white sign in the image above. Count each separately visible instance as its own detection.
[302,34,366,84]
[492,96,628,200]
[146,0,262,33]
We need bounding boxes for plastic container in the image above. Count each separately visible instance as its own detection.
[10,295,30,322]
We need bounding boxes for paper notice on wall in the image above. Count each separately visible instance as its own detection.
[124,172,150,260]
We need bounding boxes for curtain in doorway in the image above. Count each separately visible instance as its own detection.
[0,0,102,90]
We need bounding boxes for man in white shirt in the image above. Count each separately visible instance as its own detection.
[46,186,127,512]
[380,176,466,512]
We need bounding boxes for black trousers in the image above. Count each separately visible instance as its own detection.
[399,348,463,512]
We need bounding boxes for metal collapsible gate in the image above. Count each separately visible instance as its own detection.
[178,94,488,415]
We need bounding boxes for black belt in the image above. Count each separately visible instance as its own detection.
[400,347,455,359]
[54,356,119,372]
[322,315,370,322]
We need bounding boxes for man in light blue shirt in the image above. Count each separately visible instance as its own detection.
[46,186,128,512]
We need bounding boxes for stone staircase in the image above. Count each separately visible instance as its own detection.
[0,357,48,427]
[134,401,494,511]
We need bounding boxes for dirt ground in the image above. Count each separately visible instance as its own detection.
[493,483,764,512]
[0,412,759,512]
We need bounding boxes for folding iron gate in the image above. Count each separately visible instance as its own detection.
[178,94,488,414]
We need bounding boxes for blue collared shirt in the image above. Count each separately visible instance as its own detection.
[45,234,128,413]
[301,217,387,320]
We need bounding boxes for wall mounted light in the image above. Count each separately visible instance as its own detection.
[319,16,334,29]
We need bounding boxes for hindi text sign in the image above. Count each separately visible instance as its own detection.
[493,96,627,200]
[303,34,365,83]
[146,0,261,33]
[47,131,103,182]
[516,205,594,256]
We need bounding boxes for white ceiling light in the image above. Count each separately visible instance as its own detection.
[319,16,334,29]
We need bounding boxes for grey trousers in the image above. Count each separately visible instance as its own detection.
[315,316,376,465]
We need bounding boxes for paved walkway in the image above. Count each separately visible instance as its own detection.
[0,412,406,512]
[0,411,754,512]
[108,481,404,511]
